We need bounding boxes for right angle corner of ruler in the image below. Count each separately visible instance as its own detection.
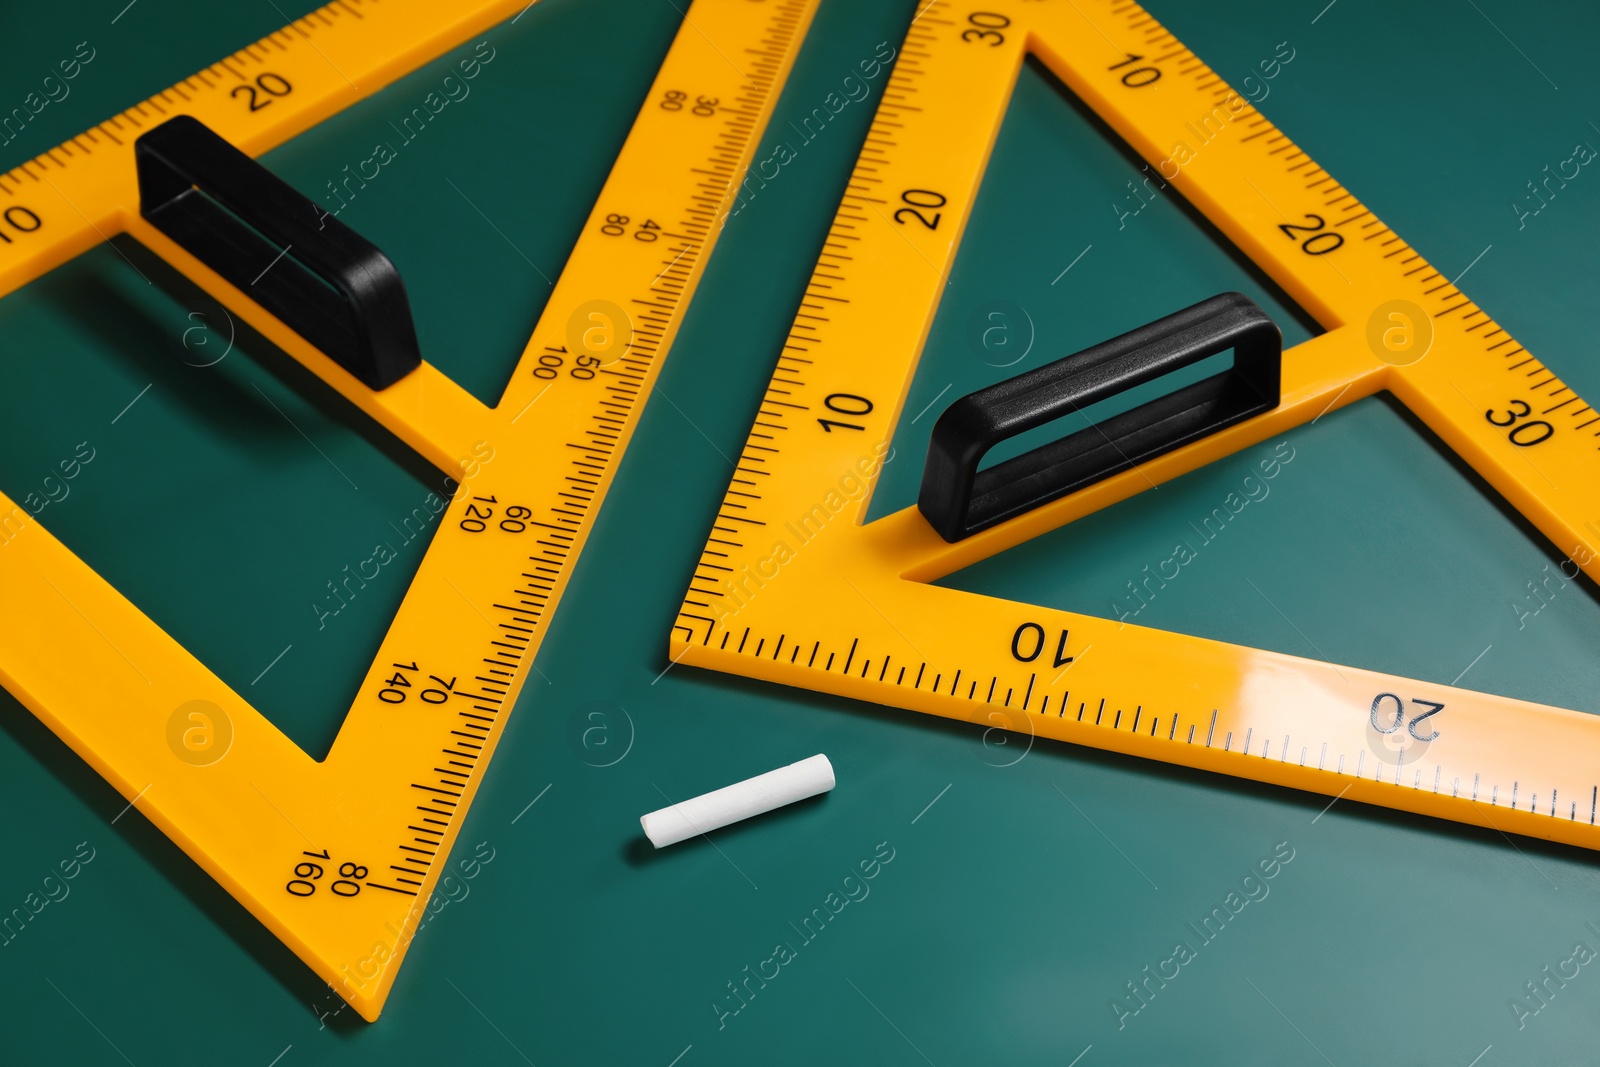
[0,0,820,1021]
[674,0,1600,852]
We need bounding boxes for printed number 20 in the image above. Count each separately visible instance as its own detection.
[893,189,946,230]
[231,73,293,111]
[1485,399,1554,447]
[1277,213,1343,255]
[1370,692,1443,742]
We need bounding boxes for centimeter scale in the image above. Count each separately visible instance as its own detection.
[674,0,1600,853]
[0,0,819,1020]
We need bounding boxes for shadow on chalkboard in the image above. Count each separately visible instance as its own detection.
[642,651,1600,876]
[0,691,369,1036]
[37,236,446,497]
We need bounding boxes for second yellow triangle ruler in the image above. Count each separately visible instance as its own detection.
[673,0,1600,854]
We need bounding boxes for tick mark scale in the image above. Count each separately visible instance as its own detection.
[673,0,1600,855]
[0,0,820,1020]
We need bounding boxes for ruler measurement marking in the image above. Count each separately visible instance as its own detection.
[373,47,792,909]
[664,0,1600,879]
[3,0,828,1017]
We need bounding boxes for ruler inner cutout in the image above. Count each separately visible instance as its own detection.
[673,0,1600,854]
[0,0,819,1021]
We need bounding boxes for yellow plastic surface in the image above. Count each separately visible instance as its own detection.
[674,0,1600,854]
[0,0,819,1021]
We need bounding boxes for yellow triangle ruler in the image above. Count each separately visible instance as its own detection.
[0,0,819,1020]
[673,0,1600,853]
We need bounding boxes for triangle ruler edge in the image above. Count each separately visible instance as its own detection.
[0,0,821,1021]
[672,0,1600,854]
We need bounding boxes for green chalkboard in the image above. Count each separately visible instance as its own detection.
[2,1,1598,1063]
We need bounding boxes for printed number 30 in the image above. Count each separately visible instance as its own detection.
[961,11,1009,45]
[1485,399,1554,447]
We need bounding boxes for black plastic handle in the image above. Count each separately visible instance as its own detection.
[917,292,1281,542]
[135,114,421,390]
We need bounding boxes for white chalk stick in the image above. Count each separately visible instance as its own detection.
[641,754,835,848]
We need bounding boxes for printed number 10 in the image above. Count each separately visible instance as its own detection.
[818,393,873,432]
